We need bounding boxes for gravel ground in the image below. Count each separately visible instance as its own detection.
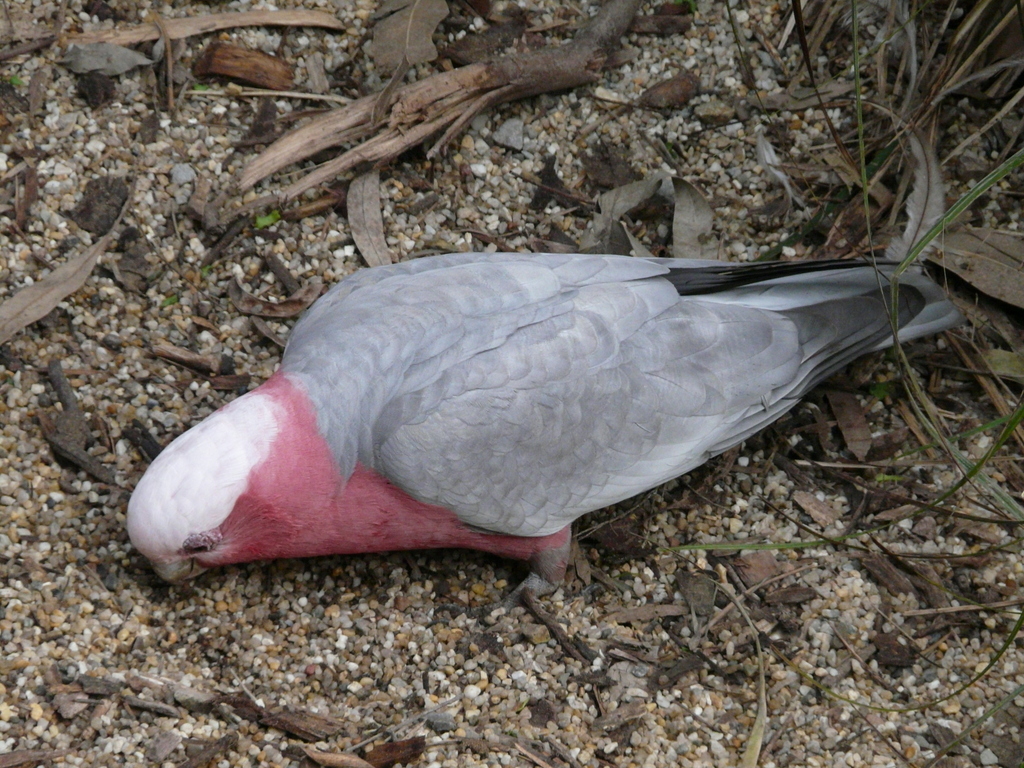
[2,1,1024,767]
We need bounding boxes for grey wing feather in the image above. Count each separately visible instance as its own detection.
[286,253,960,538]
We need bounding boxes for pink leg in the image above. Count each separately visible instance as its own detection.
[501,526,572,606]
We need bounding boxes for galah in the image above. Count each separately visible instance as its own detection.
[127,254,960,592]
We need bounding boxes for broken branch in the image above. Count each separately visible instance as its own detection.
[237,0,642,208]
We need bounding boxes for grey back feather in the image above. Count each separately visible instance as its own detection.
[283,254,960,537]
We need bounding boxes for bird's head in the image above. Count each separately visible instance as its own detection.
[126,373,340,583]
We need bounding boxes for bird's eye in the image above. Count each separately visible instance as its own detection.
[181,531,221,555]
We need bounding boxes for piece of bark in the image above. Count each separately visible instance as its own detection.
[194,42,293,90]
[282,186,348,221]
[185,177,212,224]
[582,140,639,188]
[259,707,347,741]
[238,0,644,206]
[0,751,69,768]
[763,586,818,605]
[123,694,180,718]
[606,604,688,624]
[147,731,183,762]
[207,374,251,391]
[200,216,249,267]
[262,251,300,294]
[676,572,718,617]
[521,591,592,664]
[176,734,238,768]
[151,342,220,376]
[569,537,592,586]
[874,633,916,666]
[14,165,38,232]
[123,418,164,462]
[363,737,426,768]
[593,701,645,732]
[240,98,279,147]
[629,14,692,35]
[306,53,330,94]
[859,554,917,597]
[0,36,57,64]
[40,361,115,484]
[80,675,123,696]
[302,748,375,768]
[69,176,130,235]
[792,490,840,526]
[445,11,528,65]
[53,692,92,719]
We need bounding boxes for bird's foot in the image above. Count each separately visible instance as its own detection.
[498,572,558,611]
[432,573,558,621]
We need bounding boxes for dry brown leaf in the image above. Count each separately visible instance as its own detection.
[0,190,129,345]
[251,316,288,347]
[63,43,153,75]
[671,177,715,259]
[792,490,840,526]
[733,551,782,587]
[569,537,592,586]
[348,171,394,267]
[605,604,688,624]
[228,277,322,318]
[929,228,1024,310]
[369,0,450,74]
[982,348,1024,381]
[638,73,700,109]
[303,747,375,768]
[70,10,347,46]
[581,173,666,254]
[825,390,872,462]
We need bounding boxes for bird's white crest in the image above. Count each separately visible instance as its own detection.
[126,390,281,565]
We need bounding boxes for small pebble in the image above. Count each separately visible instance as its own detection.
[171,163,196,185]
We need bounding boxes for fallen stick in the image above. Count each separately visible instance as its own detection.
[70,10,346,46]
[237,0,642,210]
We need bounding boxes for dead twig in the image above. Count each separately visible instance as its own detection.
[520,590,590,664]
[70,10,345,46]
[0,35,55,63]
[236,0,643,213]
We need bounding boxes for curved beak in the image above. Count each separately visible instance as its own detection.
[152,558,208,583]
